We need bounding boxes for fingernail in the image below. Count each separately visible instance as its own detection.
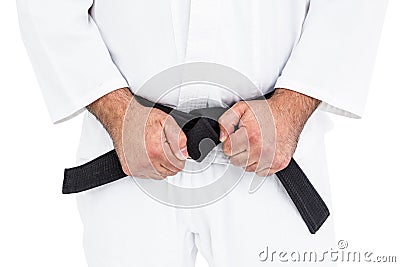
[179,146,188,159]
[220,131,227,142]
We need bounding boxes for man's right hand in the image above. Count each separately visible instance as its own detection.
[87,88,188,179]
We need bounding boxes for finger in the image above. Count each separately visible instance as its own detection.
[145,122,185,175]
[244,162,259,172]
[255,157,281,176]
[145,172,167,180]
[248,143,274,173]
[163,115,188,160]
[223,127,249,156]
[255,167,271,177]
[137,168,168,180]
[161,139,186,171]
[265,168,278,176]
[147,158,169,178]
[229,150,257,167]
[245,159,272,173]
[253,159,273,173]
[159,164,179,177]
[148,159,175,178]
[218,101,247,142]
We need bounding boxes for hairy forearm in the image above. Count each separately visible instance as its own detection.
[86,87,133,143]
[271,88,321,140]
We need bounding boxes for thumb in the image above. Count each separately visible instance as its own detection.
[163,115,188,160]
[218,101,247,142]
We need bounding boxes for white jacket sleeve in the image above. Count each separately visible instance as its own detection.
[274,0,388,118]
[16,0,129,123]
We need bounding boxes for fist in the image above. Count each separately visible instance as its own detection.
[121,98,189,179]
[218,89,319,176]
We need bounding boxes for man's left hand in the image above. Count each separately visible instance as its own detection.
[218,89,320,176]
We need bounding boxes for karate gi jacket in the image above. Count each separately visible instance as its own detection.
[17,0,387,165]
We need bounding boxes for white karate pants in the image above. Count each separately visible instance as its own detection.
[75,109,336,267]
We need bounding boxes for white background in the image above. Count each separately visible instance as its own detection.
[0,1,399,266]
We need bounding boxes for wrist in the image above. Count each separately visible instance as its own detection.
[87,87,133,144]
[272,88,320,118]
[269,88,320,138]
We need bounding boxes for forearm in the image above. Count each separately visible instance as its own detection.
[86,87,133,143]
[270,88,321,141]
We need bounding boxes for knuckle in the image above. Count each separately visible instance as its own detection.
[150,109,162,119]
[246,166,256,172]
[156,112,168,123]
[235,101,245,110]
[252,143,262,154]
[149,147,162,159]
[248,128,261,143]
[248,132,258,144]
[146,148,156,158]
[154,109,166,117]
[147,147,156,157]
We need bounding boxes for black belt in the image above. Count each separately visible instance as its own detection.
[63,94,330,234]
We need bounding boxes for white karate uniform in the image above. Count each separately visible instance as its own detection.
[17,0,387,266]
